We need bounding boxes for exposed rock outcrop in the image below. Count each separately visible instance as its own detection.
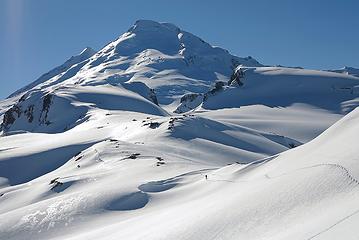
[1,93,54,133]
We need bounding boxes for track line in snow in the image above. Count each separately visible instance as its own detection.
[206,178,236,183]
[307,208,359,240]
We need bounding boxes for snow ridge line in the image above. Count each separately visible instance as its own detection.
[204,155,280,182]
[207,163,359,186]
[233,154,280,174]
[267,163,359,186]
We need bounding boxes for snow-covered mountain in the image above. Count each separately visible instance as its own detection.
[0,20,359,240]
[8,47,97,99]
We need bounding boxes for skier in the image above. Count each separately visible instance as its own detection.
[205,175,208,180]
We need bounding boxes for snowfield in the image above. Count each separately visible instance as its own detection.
[0,20,359,240]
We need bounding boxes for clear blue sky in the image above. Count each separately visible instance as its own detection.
[1,0,358,99]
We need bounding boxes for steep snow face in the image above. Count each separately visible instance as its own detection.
[78,20,261,104]
[112,20,261,70]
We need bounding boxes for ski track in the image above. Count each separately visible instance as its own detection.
[307,208,359,240]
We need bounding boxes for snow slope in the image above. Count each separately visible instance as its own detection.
[0,20,359,239]
[202,66,359,114]
[1,84,166,133]
[0,98,358,240]
[329,66,359,78]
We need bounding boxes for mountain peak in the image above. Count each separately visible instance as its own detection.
[110,20,260,68]
[7,20,261,102]
[129,20,181,34]
[113,20,182,56]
